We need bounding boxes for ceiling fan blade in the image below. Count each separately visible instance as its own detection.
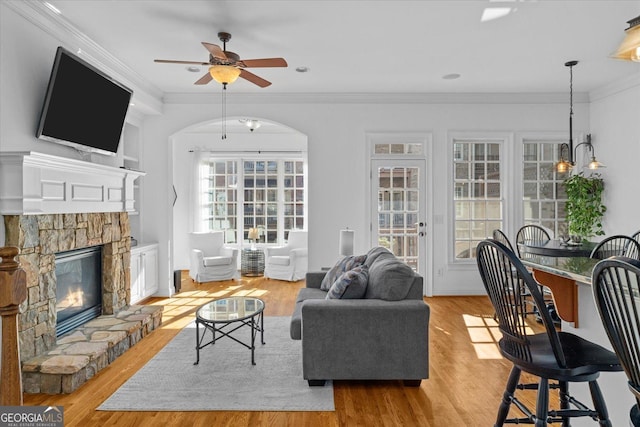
[154,59,210,65]
[201,42,227,60]
[194,72,213,85]
[240,58,288,68]
[239,69,271,88]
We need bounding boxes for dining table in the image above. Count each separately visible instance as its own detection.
[517,239,597,258]
[517,239,600,328]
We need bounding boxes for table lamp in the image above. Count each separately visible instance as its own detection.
[339,228,354,257]
[248,227,259,250]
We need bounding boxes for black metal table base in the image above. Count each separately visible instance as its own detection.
[194,312,264,365]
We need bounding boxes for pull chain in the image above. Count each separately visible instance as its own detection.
[221,83,227,140]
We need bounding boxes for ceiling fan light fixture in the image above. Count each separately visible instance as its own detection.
[612,15,640,62]
[209,65,241,85]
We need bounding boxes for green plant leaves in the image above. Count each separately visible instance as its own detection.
[564,172,606,238]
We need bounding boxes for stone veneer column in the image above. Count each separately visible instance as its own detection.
[2,212,131,362]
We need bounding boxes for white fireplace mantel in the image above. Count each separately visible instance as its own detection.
[0,152,145,215]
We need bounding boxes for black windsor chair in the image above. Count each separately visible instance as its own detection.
[590,235,640,261]
[476,239,622,426]
[492,228,541,318]
[592,256,640,427]
[515,224,551,258]
[493,229,516,253]
[513,225,556,321]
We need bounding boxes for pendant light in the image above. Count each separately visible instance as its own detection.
[612,15,640,62]
[555,61,605,172]
[556,61,578,173]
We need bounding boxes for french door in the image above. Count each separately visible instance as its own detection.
[371,159,428,280]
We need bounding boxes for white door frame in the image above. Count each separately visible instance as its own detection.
[365,132,433,296]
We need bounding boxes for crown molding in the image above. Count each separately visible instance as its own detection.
[589,71,640,102]
[4,0,163,115]
[163,91,591,105]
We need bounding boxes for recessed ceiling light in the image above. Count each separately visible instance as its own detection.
[295,66,310,73]
[481,7,512,22]
[187,66,201,72]
[442,73,461,80]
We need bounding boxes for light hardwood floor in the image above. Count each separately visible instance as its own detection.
[24,273,550,426]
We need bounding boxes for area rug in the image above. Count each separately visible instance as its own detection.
[98,316,334,411]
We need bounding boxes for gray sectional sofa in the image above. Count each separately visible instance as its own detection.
[290,247,430,386]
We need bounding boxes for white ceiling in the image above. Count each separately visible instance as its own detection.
[45,0,639,96]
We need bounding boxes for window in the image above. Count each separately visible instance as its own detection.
[522,140,568,236]
[199,156,306,245]
[453,140,502,259]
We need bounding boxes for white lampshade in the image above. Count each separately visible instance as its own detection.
[339,229,355,257]
[248,227,259,240]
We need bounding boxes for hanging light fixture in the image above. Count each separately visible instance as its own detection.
[208,65,241,85]
[555,61,605,172]
[244,119,261,132]
[556,61,578,173]
[612,15,640,62]
[210,65,240,140]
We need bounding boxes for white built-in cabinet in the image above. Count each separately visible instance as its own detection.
[120,122,143,240]
[130,243,159,305]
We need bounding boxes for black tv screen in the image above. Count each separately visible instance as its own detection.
[37,47,133,156]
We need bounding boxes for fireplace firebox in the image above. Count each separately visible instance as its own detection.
[55,246,103,337]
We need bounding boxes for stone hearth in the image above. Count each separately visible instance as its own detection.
[22,305,162,394]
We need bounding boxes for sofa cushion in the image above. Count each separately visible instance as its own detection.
[203,256,233,266]
[326,265,369,299]
[267,255,290,266]
[364,246,396,268]
[365,256,416,300]
[320,254,367,291]
[296,287,328,303]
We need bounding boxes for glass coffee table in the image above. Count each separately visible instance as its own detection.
[194,296,265,365]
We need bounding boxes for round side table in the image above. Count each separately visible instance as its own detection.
[241,248,265,276]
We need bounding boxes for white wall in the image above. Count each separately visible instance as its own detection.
[590,75,640,236]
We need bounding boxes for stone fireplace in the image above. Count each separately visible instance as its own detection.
[0,152,162,394]
[3,212,132,363]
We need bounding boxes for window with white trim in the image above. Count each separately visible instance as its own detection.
[198,156,306,245]
[453,140,503,259]
[522,140,568,236]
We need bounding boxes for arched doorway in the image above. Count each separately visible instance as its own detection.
[169,117,308,273]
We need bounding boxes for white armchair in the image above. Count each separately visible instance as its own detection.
[264,230,308,281]
[189,231,239,282]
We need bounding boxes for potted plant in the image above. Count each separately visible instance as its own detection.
[563,172,606,242]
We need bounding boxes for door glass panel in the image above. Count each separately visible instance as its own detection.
[376,164,422,270]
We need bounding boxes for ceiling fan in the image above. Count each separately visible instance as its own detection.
[154,32,287,88]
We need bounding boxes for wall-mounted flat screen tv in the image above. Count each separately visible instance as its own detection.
[36,46,133,156]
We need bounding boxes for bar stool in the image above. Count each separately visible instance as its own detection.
[590,235,640,260]
[592,256,640,427]
[476,239,623,426]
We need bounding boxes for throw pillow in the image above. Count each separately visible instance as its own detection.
[320,254,367,291]
[326,265,369,299]
[365,257,415,300]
